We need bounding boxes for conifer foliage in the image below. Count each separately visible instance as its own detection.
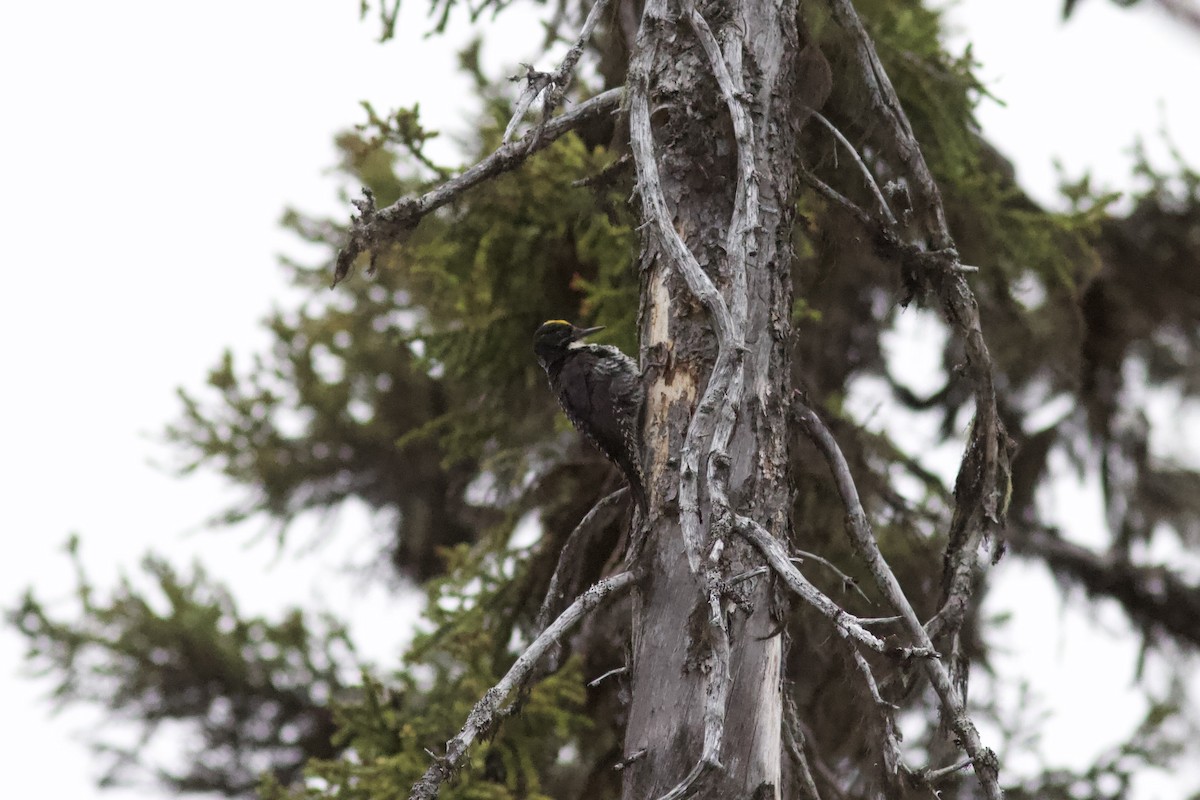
[10,1,1200,799]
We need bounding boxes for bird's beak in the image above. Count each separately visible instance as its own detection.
[573,325,605,340]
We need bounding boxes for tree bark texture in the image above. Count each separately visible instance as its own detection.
[623,0,831,796]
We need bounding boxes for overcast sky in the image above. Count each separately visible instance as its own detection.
[2,1,1198,798]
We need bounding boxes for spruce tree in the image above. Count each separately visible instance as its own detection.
[12,1,1200,798]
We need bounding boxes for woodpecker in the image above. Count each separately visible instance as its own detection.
[533,320,648,514]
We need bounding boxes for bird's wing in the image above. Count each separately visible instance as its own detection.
[556,356,597,428]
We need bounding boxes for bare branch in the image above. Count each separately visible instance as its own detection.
[728,565,770,585]
[792,400,927,633]
[333,87,622,286]
[742,515,1002,796]
[628,0,763,793]
[789,397,1003,799]
[697,559,732,783]
[799,164,877,229]
[683,0,756,533]
[408,571,636,800]
[548,0,613,107]
[736,517,934,659]
[630,3,768,794]
[850,648,895,711]
[849,647,906,791]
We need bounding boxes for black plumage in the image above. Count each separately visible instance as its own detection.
[533,320,648,514]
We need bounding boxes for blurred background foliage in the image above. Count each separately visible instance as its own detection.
[9,0,1200,798]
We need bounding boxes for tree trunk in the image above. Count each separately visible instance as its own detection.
[622,0,830,796]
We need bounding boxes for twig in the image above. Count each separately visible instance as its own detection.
[587,665,629,687]
[504,66,553,143]
[504,0,614,141]
[850,648,895,711]
[799,164,876,229]
[849,646,905,791]
[533,488,628,677]
[333,87,622,286]
[728,566,770,585]
[810,111,896,226]
[789,397,1003,799]
[572,152,633,188]
[791,550,871,604]
[408,571,636,800]
[547,0,612,107]
[920,757,973,784]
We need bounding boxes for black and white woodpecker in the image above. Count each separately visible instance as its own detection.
[533,320,648,514]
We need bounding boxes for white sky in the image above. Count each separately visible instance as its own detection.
[1,1,1199,798]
